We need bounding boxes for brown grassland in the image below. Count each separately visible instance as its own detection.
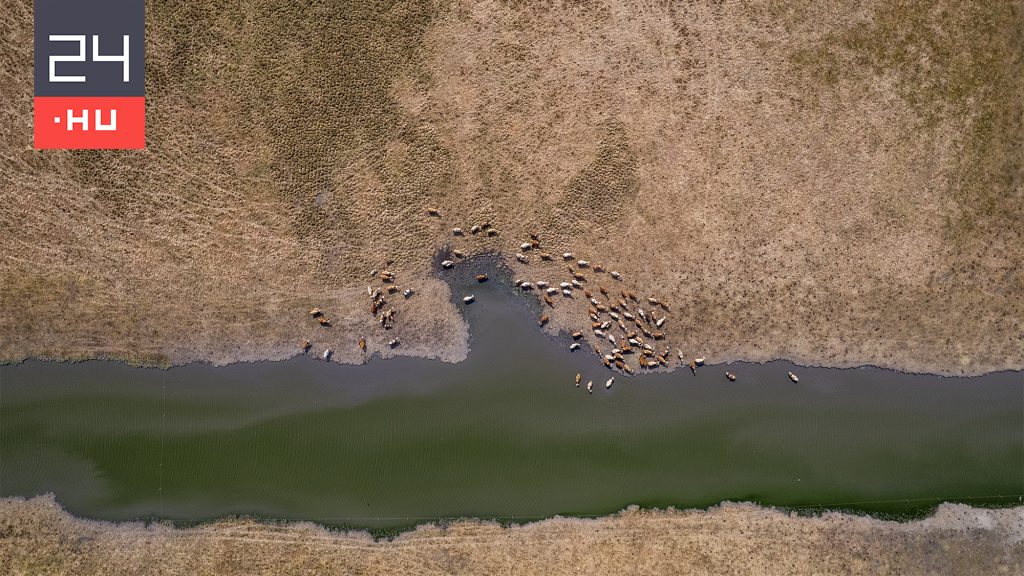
[1,0,1022,374]
[0,0,1022,570]
[0,496,1022,575]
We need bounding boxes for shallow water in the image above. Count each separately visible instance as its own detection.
[1,258,1022,529]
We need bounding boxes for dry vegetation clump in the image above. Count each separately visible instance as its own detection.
[0,496,1021,575]
[0,0,1021,374]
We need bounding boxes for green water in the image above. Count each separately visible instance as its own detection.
[1,262,1022,529]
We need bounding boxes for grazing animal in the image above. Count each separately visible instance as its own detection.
[520,242,532,251]
[577,260,589,267]
[441,260,454,269]
[453,228,464,235]
[587,380,594,393]
[453,249,466,258]
[309,307,323,317]
[726,371,737,381]
[575,373,582,385]
[539,314,550,326]
[301,340,312,352]
[388,339,400,348]
[543,295,554,307]
[476,274,489,282]
[789,371,799,383]
[358,337,366,351]
[403,288,414,298]
[318,317,332,327]
[487,229,499,236]
[463,295,475,304]
[563,253,574,260]
[426,208,440,216]
[516,253,528,263]
[540,252,553,261]
[569,342,580,351]
[606,377,615,389]
[610,271,621,279]
[323,348,333,360]
[572,331,583,340]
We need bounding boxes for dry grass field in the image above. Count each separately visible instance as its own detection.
[0,496,1021,575]
[1,0,1022,373]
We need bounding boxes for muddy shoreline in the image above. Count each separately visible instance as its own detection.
[1,253,1020,379]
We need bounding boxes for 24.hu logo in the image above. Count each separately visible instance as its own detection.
[34,0,145,149]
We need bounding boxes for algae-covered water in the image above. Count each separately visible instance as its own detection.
[1,261,1021,529]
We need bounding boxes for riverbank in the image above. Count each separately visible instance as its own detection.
[1,496,1020,575]
[2,0,1022,377]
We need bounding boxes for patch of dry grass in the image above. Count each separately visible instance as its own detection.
[0,496,1021,575]
[1,0,1021,374]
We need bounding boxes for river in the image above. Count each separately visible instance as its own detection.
[1,257,1021,530]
